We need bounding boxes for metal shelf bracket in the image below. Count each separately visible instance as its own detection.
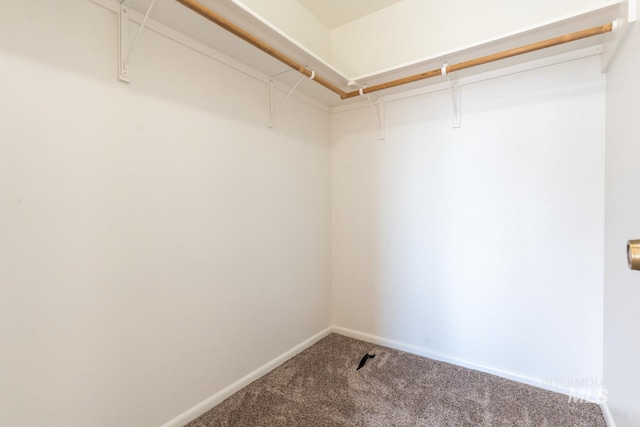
[442,63,461,128]
[118,3,131,82]
[268,78,276,128]
[449,79,461,129]
[377,96,386,141]
[118,0,157,83]
[365,91,386,140]
[268,70,310,128]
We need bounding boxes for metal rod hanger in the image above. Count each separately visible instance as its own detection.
[174,0,612,101]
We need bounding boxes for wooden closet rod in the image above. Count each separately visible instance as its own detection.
[174,0,348,98]
[342,22,613,99]
[174,0,612,101]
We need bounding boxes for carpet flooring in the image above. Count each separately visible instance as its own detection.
[186,333,606,426]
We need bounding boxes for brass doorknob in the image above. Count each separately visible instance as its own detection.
[627,240,640,270]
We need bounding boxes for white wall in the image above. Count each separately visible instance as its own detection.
[0,1,623,425]
[332,56,605,392]
[331,0,607,76]
[239,0,332,62]
[604,18,640,427]
[0,1,331,426]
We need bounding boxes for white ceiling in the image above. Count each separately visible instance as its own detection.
[296,0,405,29]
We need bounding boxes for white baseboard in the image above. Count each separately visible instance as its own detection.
[600,401,617,427]
[161,325,606,427]
[331,326,601,403]
[160,327,333,427]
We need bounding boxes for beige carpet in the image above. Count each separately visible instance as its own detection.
[186,333,605,426]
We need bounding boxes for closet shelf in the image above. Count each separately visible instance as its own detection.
[125,0,633,107]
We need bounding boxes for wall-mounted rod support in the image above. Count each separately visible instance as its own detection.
[448,79,461,128]
[174,0,348,98]
[268,78,276,128]
[119,0,158,82]
[268,75,306,128]
[124,0,158,64]
[118,4,131,82]
[364,93,386,140]
[377,96,386,140]
[441,64,461,128]
[343,22,613,99]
